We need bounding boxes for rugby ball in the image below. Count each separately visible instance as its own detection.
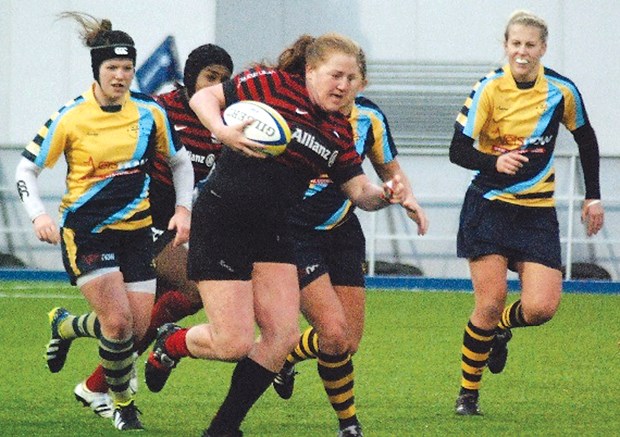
[222,100,291,156]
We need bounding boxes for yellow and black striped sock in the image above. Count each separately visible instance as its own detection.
[99,335,135,406]
[498,300,528,329]
[460,320,494,392]
[58,312,101,339]
[317,351,357,429]
[283,326,319,369]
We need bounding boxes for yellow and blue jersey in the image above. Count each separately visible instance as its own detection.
[289,96,398,230]
[456,64,591,207]
[22,85,181,233]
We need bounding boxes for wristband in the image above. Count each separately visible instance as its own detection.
[586,199,601,209]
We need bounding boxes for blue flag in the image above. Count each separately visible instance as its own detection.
[135,36,182,94]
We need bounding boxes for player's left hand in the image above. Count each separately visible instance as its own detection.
[581,199,604,236]
[382,175,405,204]
[402,199,429,236]
[168,206,191,246]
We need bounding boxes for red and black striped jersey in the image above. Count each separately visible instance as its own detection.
[152,86,222,187]
[222,67,362,187]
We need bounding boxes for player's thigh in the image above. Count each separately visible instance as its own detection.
[154,240,189,285]
[300,273,347,336]
[253,262,300,334]
[197,279,256,339]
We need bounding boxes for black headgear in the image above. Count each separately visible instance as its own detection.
[183,44,233,97]
[90,30,136,82]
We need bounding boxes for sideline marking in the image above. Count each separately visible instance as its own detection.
[0,292,81,299]
[2,270,620,294]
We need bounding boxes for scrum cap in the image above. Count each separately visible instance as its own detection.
[183,44,233,97]
[90,30,136,82]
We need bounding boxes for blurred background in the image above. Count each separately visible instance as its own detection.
[1,0,618,280]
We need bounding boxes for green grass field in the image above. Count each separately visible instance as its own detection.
[1,281,619,436]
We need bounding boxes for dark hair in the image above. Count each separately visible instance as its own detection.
[183,44,233,97]
[59,11,136,82]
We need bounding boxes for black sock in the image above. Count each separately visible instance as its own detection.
[207,357,276,434]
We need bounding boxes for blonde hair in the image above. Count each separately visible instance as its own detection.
[277,33,363,77]
[504,10,548,43]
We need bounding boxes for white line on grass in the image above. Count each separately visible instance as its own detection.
[0,293,81,299]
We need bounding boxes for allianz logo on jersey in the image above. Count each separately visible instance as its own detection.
[291,128,338,167]
[189,151,216,167]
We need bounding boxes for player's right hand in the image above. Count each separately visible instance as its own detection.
[496,151,529,175]
[33,214,60,245]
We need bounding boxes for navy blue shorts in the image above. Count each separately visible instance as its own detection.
[60,227,156,286]
[293,214,366,289]
[187,189,295,281]
[457,185,561,272]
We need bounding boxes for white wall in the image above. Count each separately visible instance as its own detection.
[216,0,620,155]
[1,1,617,276]
[3,1,618,153]
[1,0,217,146]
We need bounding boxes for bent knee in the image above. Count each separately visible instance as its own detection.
[473,303,504,326]
[215,335,254,361]
[99,312,133,339]
[316,323,350,354]
[524,308,556,326]
[522,299,559,326]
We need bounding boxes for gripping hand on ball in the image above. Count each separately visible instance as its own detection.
[218,120,267,159]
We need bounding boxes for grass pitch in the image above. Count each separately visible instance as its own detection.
[0,281,618,436]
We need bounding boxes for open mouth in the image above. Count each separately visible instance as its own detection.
[515,58,529,65]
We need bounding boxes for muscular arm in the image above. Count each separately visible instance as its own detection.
[340,173,393,211]
[189,84,264,158]
[372,159,429,235]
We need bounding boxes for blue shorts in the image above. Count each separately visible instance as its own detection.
[457,185,561,272]
[61,227,156,286]
[293,214,366,289]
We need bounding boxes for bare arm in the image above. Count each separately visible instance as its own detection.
[373,159,428,235]
[340,173,405,211]
[189,85,266,158]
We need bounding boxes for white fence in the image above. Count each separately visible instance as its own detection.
[359,149,620,280]
[1,145,618,280]
[1,62,617,280]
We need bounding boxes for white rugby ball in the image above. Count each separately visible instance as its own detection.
[222,100,292,156]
